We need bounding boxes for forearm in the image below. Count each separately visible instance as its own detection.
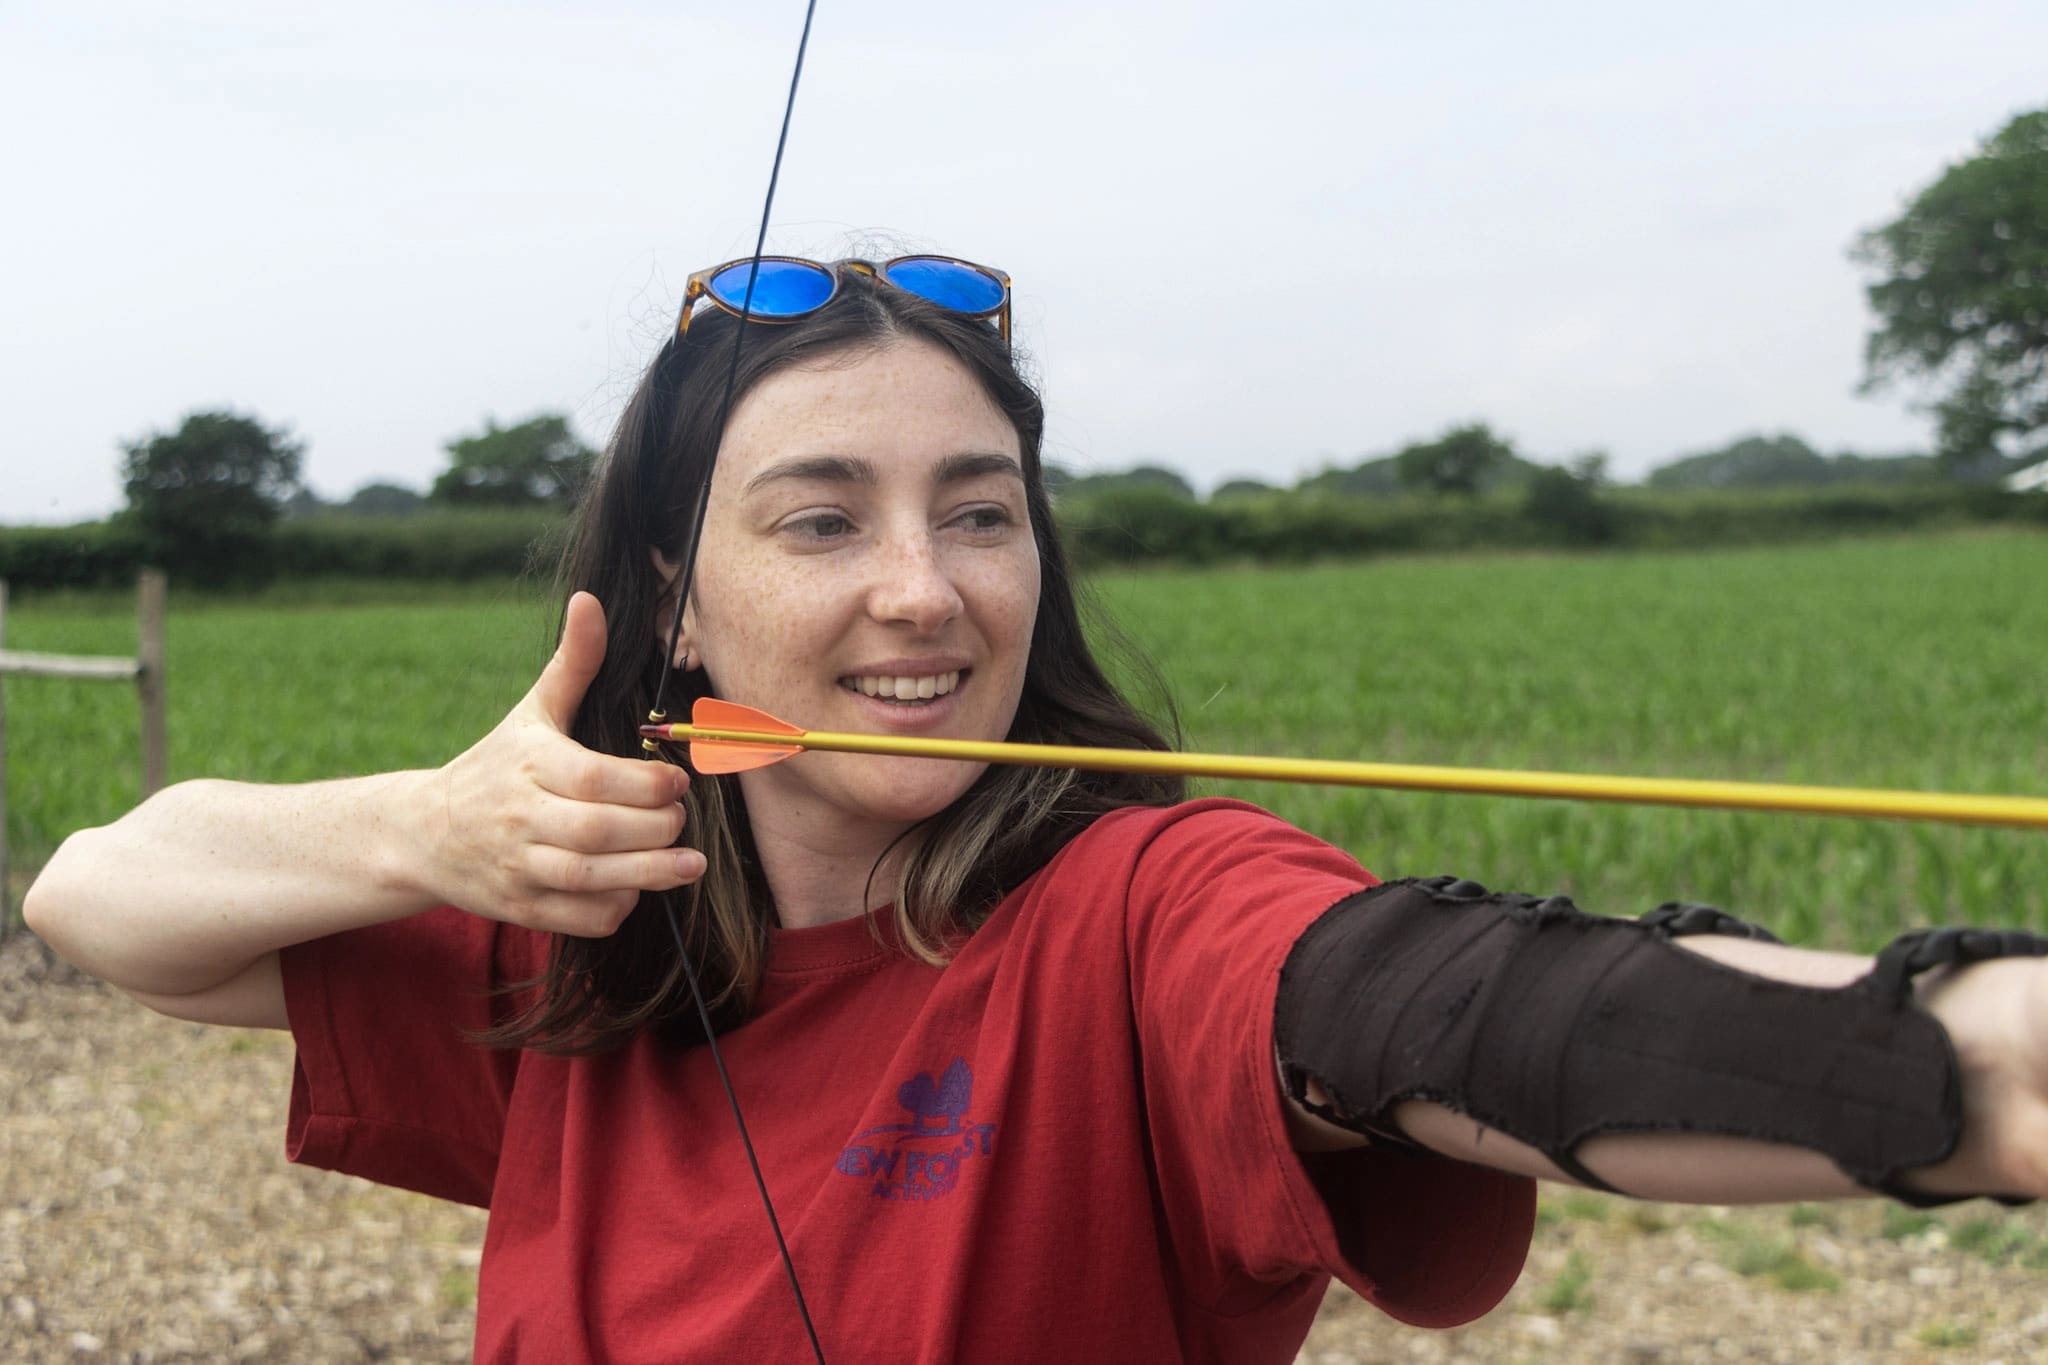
[1279,881,2048,1205]
[24,771,446,997]
[1394,1106,1863,1201]
[1302,939,2038,1202]
[1393,940,1882,1199]
[1284,1074,1864,1200]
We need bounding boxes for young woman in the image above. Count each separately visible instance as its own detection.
[26,256,2048,1364]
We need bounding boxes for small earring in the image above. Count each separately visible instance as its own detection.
[680,647,694,672]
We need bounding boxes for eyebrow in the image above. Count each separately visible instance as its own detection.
[741,451,1026,496]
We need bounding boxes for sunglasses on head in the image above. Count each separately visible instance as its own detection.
[676,255,1013,344]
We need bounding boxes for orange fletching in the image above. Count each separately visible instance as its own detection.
[693,698,803,735]
[687,697,805,774]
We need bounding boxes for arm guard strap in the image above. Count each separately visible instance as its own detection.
[1275,876,2048,1206]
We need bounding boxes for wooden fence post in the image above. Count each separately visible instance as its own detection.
[138,569,167,797]
[0,570,168,932]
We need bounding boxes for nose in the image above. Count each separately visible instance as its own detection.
[867,526,964,634]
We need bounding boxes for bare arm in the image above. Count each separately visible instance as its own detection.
[24,593,702,1027]
[26,771,443,1025]
[1282,933,2048,1203]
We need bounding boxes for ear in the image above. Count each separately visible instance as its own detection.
[647,547,696,671]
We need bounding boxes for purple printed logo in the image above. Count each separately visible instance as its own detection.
[835,1057,997,1202]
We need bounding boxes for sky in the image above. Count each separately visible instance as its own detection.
[4,0,2044,523]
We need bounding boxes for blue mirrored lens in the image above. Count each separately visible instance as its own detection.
[708,259,835,317]
[883,258,1006,314]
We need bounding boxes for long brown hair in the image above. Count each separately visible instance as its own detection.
[486,269,1182,1054]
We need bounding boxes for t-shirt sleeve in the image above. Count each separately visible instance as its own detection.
[1118,800,1535,1328]
[279,906,542,1208]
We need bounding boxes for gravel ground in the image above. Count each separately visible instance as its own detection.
[7,932,2048,1364]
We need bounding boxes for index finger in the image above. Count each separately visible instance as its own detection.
[540,747,689,808]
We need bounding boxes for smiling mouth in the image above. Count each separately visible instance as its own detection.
[839,670,964,704]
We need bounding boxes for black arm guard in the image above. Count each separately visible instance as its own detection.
[1275,876,2048,1206]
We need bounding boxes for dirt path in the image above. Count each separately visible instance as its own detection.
[6,935,2048,1363]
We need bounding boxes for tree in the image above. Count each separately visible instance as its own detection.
[1296,456,1404,498]
[1854,108,2048,471]
[119,409,304,583]
[431,414,595,507]
[1647,433,1828,489]
[1055,464,1196,501]
[1394,423,1516,496]
[1523,458,1616,545]
[345,482,426,517]
[1648,433,1941,489]
[281,487,329,520]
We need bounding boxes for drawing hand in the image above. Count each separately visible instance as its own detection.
[416,591,703,936]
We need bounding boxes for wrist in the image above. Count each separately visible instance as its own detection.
[1631,928,2040,1203]
[1904,959,2047,1201]
[364,768,449,908]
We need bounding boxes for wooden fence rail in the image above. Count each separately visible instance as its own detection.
[0,570,166,929]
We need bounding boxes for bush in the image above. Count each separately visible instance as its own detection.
[4,484,2041,589]
[270,509,567,580]
[1059,488,1227,564]
[1523,467,1617,545]
[0,510,566,591]
[0,520,148,589]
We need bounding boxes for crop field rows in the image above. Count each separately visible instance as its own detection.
[5,531,2047,947]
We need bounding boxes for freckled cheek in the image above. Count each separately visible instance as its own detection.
[970,552,1040,645]
[696,554,860,692]
[954,592,1036,704]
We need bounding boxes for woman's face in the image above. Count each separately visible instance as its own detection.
[668,337,1040,837]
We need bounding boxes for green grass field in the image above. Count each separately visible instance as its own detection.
[5,531,2046,944]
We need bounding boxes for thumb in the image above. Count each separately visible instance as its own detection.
[530,591,609,733]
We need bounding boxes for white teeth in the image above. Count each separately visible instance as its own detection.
[845,670,961,702]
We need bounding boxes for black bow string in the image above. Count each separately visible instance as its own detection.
[640,2,827,1360]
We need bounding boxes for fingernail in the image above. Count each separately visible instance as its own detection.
[677,850,706,879]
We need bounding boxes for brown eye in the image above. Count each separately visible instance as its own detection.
[788,512,852,541]
[956,506,1011,533]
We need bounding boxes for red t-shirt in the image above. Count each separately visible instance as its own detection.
[282,799,1533,1363]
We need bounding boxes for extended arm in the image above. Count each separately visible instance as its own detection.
[24,594,700,1026]
[1278,879,2048,1205]
[27,771,446,1023]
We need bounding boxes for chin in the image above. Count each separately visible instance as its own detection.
[837,760,987,827]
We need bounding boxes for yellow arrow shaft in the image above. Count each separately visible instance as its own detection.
[663,723,2048,832]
